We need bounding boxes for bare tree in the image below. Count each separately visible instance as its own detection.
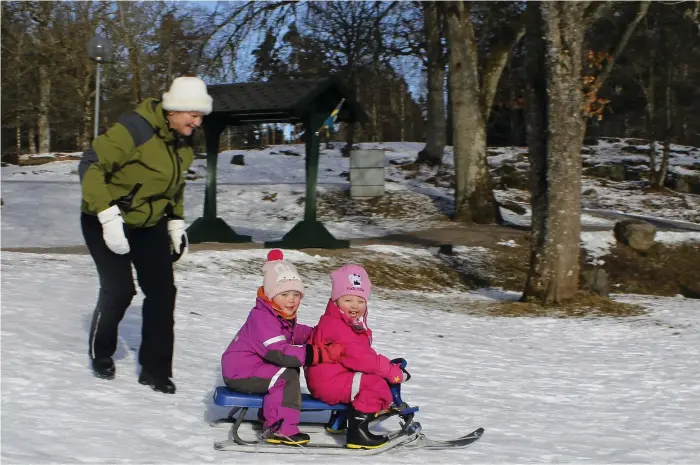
[304,1,398,152]
[23,1,57,153]
[117,2,142,104]
[522,1,649,304]
[416,1,446,166]
[522,2,588,304]
[443,2,524,223]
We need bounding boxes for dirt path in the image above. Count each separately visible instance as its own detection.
[2,213,695,256]
[2,223,532,255]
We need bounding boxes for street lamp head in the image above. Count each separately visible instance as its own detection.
[87,35,113,63]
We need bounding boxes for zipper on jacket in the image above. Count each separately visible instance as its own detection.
[162,141,177,199]
[173,137,182,189]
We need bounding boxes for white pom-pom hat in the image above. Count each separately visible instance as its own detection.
[162,76,213,115]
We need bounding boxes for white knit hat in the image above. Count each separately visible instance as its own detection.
[262,249,305,300]
[162,76,213,115]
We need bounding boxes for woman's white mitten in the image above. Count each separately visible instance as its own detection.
[97,205,130,255]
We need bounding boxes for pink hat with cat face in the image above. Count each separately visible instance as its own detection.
[330,264,371,302]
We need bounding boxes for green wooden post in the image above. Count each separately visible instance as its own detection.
[186,122,252,244]
[264,110,349,249]
[204,127,219,220]
[304,112,322,222]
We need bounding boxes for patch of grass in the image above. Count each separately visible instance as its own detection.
[291,251,484,293]
[477,293,646,318]
[19,154,81,166]
[316,188,448,221]
[485,239,530,290]
[353,258,477,292]
[602,242,700,297]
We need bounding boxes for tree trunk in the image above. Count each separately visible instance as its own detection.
[371,99,379,143]
[444,1,501,224]
[657,66,673,188]
[480,19,526,122]
[29,125,37,154]
[343,73,357,157]
[371,3,383,143]
[400,87,406,142]
[225,127,232,150]
[81,99,92,150]
[13,29,25,157]
[16,117,22,156]
[522,2,587,304]
[417,1,446,166]
[643,52,657,183]
[446,66,453,147]
[37,64,51,154]
[118,2,142,103]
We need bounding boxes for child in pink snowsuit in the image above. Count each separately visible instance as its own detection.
[221,250,342,445]
[305,264,409,449]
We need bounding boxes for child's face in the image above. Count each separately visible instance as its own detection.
[272,291,302,317]
[336,295,367,321]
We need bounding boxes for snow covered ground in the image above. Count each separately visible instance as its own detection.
[2,141,700,463]
[2,250,699,463]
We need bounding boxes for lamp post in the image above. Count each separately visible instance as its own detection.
[87,35,113,139]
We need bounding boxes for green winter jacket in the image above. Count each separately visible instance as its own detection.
[79,98,195,228]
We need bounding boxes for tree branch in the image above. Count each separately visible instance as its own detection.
[590,1,650,96]
[583,1,615,25]
[480,13,527,120]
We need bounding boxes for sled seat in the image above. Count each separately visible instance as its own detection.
[213,386,348,411]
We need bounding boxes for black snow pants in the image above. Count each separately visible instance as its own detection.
[82,213,177,378]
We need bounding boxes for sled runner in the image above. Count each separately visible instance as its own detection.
[209,386,483,454]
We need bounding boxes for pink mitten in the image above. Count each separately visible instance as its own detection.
[387,363,405,384]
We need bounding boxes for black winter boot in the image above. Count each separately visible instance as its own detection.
[138,370,176,394]
[91,357,115,380]
[345,408,389,449]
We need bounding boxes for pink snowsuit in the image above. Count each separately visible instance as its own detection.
[304,299,403,413]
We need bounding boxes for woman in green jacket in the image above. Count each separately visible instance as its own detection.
[79,76,213,394]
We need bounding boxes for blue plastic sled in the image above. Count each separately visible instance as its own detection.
[211,360,417,448]
[211,386,350,445]
[213,386,349,411]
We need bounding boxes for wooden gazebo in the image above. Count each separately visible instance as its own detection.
[186,77,368,249]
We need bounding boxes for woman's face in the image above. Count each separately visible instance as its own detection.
[167,111,203,136]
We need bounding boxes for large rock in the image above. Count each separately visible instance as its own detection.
[666,171,700,195]
[493,164,529,190]
[613,220,656,251]
[584,164,626,182]
[620,145,648,155]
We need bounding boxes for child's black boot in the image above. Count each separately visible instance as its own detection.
[345,408,389,449]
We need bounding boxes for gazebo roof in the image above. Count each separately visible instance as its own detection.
[205,77,368,126]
